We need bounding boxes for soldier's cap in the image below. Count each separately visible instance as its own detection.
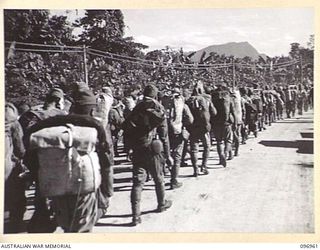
[75,81,89,91]
[47,88,64,99]
[143,84,158,99]
[102,86,113,96]
[5,102,18,123]
[172,87,181,96]
[74,89,96,105]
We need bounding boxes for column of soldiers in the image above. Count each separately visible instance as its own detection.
[5,79,313,232]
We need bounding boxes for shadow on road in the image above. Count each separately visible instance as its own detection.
[114,177,132,184]
[97,209,157,227]
[95,222,134,227]
[296,163,313,168]
[275,119,313,124]
[259,140,313,154]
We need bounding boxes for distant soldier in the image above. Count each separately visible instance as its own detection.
[251,89,264,131]
[266,90,277,125]
[297,85,307,115]
[246,88,259,137]
[109,97,125,157]
[276,87,285,120]
[284,85,297,118]
[230,87,244,157]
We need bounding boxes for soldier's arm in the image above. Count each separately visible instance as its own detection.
[11,121,25,159]
[209,100,217,117]
[157,117,171,160]
[182,104,194,127]
[230,100,236,125]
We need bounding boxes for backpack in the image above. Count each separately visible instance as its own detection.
[164,95,185,135]
[231,90,243,125]
[212,90,233,125]
[109,107,124,133]
[29,124,102,198]
[5,103,20,180]
[252,97,263,113]
[5,123,14,180]
[187,95,211,134]
[19,107,66,133]
[123,98,165,139]
[96,93,114,127]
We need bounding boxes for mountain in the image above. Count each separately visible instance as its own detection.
[188,41,264,61]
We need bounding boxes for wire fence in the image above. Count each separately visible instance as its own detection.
[5,40,306,88]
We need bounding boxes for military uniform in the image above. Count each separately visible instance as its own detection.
[163,90,194,188]
[5,103,26,233]
[186,85,216,176]
[211,89,235,167]
[123,85,172,225]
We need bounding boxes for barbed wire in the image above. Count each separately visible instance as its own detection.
[5,41,81,49]
[6,47,84,53]
[87,50,232,70]
[5,40,304,70]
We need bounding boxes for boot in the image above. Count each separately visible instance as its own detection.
[234,140,239,157]
[132,216,142,226]
[193,166,199,177]
[157,200,173,212]
[201,165,209,175]
[225,143,233,161]
[234,147,239,157]
[171,179,183,189]
[220,155,227,168]
[171,164,182,189]
[227,150,234,160]
[201,146,210,169]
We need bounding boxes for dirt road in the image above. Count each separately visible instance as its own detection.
[93,111,314,233]
[14,111,313,234]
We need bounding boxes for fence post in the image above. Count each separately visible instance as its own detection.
[232,59,236,87]
[300,55,303,84]
[83,45,89,86]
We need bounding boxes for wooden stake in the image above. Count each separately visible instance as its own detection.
[83,45,89,86]
[232,59,236,87]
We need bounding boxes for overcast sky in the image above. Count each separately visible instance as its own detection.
[51,8,314,56]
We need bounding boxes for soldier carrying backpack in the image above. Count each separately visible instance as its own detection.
[24,88,113,232]
[5,103,26,233]
[186,81,217,177]
[20,88,67,233]
[122,84,173,226]
[162,87,194,189]
[211,86,235,168]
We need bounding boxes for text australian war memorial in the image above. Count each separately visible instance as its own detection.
[4,9,314,233]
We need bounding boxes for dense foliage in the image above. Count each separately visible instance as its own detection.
[4,9,314,107]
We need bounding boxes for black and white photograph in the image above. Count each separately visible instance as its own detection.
[3,7,314,235]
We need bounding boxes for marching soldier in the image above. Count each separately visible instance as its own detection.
[123,84,173,226]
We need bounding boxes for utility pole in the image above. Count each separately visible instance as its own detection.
[300,54,303,84]
[83,45,89,86]
[232,59,236,87]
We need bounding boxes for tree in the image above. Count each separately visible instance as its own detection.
[76,10,125,51]
[307,34,314,50]
[4,10,50,43]
[4,10,81,105]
